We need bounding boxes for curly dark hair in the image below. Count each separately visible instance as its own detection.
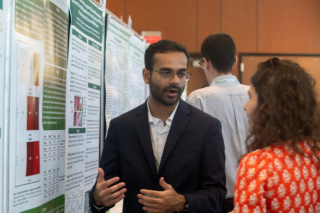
[247,58,320,158]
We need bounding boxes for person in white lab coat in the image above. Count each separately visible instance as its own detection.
[187,33,249,213]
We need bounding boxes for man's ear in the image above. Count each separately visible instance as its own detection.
[232,56,238,68]
[204,58,211,70]
[142,68,150,84]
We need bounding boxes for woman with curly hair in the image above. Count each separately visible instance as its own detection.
[233,58,320,213]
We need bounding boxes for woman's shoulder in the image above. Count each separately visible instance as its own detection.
[240,146,276,165]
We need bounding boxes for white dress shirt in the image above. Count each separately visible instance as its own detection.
[186,75,249,199]
[93,101,179,211]
[147,100,179,171]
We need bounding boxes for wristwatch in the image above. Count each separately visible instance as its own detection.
[176,203,188,212]
[185,203,189,211]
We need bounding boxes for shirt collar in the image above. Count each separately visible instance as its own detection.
[147,100,180,127]
[210,75,240,86]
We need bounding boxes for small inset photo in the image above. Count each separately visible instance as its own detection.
[74,96,83,112]
[73,112,83,127]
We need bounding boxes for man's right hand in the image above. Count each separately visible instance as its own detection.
[93,168,127,207]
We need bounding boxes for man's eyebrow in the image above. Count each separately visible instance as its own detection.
[158,67,187,71]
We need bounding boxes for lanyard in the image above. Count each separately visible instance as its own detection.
[213,79,239,85]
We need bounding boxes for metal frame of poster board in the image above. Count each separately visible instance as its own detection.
[2,0,12,212]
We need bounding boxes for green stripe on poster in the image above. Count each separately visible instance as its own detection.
[88,40,101,51]
[21,195,65,213]
[72,29,87,43]
[69,128,86,134]
[88,83,101,90]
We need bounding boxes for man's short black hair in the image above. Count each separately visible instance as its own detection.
[145,40,190,71]
[201,33,236,74]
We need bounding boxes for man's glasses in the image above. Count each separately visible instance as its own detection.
[198,58,205,69]
[151,70,192,82]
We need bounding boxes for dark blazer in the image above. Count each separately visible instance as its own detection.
[90,100,226,213]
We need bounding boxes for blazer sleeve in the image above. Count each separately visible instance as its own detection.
[182,119,227,212]
[89,119,121,213]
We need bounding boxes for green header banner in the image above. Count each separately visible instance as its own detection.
[69,128,86,134]
[88,40,101,51]
[15,0,44,41]
[0,0,3,10]
[72,29,87,43]
[88,83,101,90]
[21,195,64,213]
[70,0,104,43]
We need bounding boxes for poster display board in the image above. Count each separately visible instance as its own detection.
[8,0,69,212]
[104,17,133,128]
[104,18,147,213]
[105,17,147,130]
[128,35,147,109]
[4,1,145,211]
[0,0,6,211]
[66,0,105,212]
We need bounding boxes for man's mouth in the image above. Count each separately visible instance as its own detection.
[167,89,178,97]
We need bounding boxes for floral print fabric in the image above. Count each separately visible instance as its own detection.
[234,141,320,213]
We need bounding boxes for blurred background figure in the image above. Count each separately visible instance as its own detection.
[187,33,249,213]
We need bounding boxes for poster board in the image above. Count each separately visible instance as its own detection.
[8,0,69,212]
[2,1,146,212]
[104,14,147,213]
[65,0,105,212]
[104,15,147,130]
[0,0,6,211]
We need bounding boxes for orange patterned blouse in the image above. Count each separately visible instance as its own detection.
[233,140,320,213]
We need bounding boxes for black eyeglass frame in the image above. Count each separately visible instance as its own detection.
[151,70,192,82]
[198,58,205,69]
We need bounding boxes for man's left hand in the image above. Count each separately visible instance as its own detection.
[138,177,187,213]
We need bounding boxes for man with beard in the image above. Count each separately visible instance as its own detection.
[89,40,226,213]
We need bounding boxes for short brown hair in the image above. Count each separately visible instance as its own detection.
[201,33,236,74]
[248,58,320,158]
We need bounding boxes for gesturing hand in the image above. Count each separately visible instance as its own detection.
[93,168,127,207]
[138,177,187,213]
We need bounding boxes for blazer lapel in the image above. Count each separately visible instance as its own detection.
[134,102,157,180]
[159,100,190,172]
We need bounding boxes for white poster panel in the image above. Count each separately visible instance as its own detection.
[66,0,104,212]
[105,18,147,213]
[8,0,69,212]
[0,0,6,211]
[128,36,147,109]
[104,17,133,129]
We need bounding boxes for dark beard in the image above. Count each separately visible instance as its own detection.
[149,78,184,105]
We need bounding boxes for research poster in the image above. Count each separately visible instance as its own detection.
[8,0,69,212]
[0,0,6,211]
[66,0,104,212]
[104,17,133,128]
[128,35,147,109]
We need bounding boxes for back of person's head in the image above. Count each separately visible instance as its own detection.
[201,33,236,74]
[248,58,320,155]
[145,40,190,71]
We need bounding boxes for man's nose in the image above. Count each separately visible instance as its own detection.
[170,73,180,84]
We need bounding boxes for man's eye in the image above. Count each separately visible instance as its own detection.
[177,72,186,77]
[161,71,171,76]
